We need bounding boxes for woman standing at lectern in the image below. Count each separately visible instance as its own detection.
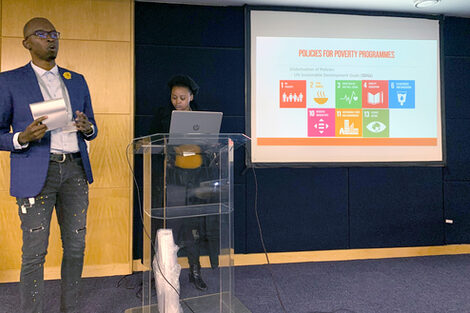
[150,75,218,291]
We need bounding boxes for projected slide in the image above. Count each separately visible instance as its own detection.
[256,37,437,147]
[248,9,443,164]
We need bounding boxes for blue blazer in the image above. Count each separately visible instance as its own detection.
[0,63,98,198]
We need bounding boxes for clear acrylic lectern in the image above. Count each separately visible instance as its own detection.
[126,133,251,313]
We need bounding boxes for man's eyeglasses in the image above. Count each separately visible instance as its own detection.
[26,30,60,40]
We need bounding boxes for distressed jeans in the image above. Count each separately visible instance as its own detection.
[17,156,89,313]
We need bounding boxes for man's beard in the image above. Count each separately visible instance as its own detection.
[46,53,57,61]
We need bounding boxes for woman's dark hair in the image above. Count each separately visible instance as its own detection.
[167,74,199,96]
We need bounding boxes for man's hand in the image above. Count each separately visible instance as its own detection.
[18,116,48,145]
[75,110,93,135]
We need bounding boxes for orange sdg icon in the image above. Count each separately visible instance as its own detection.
[314,90,328,105]
[313,82,328,105]
[335,109,362,137]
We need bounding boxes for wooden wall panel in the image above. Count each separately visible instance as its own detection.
[85,188,131,265]
[58,41,132,114]
[1,0,131,41]
[90,114,131,189]
[0,153,9,191]
[1,38,131,114]
[0,38,28,70]
[0,193,20,271]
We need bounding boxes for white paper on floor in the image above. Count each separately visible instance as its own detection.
[153,228,182,313]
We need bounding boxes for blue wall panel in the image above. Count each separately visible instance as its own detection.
[442,17,470,244]
[443,58,470,119]
[234,184,247,252]
[443,17,470,57]
[134,3,470,257]
[245,168,349,253]
[349,168,444,248]
[135,46,244,116]
[444,182,470,243]
[444,119,470,181]
[135,3,244,47]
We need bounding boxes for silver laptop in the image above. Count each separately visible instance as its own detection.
[169,111,222,134]
[169,111,223,144]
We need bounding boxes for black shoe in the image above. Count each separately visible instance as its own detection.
[189,264,208,291]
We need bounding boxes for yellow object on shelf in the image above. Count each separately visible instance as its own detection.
[174,144,202,169]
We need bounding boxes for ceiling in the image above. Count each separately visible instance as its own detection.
[140,0,470,18]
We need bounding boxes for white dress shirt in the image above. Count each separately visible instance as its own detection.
[13,62,79,153]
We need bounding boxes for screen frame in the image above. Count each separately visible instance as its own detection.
[244,5,446,168]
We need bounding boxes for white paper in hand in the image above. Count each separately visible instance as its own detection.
[29,98,70,131]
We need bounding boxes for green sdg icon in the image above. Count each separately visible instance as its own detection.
[335,80,362,109]
[363,109,389,138]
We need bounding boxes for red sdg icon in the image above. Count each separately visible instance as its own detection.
[280,80,306,108]
[362,80,388,108]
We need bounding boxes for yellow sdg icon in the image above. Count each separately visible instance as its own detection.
[313,82,328,105]
[63,72,72,80]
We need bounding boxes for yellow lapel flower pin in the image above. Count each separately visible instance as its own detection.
[63,72,72,80]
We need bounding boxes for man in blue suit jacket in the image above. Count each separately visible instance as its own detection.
[0,17,98,313]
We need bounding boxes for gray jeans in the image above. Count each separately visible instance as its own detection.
[17,156,89,313]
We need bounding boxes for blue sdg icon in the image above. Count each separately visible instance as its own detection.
[388,80,415,109]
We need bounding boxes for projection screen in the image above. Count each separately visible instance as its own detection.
[247,8,444,166]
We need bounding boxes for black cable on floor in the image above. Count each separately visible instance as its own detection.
[245,146,289,313]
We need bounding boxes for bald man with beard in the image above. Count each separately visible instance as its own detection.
[0,17,98,313]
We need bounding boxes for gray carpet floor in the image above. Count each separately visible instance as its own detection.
[1,254,470,313]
